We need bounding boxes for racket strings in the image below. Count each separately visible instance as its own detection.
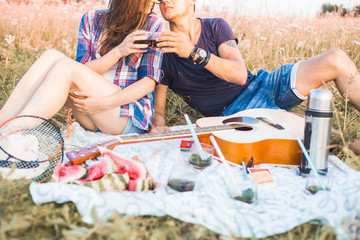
[0,115,63,181]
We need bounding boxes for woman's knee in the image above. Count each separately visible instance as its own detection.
[52,58,88,87]
[41,49,66,61]
[48,58,76,83]
[53,57,77,74]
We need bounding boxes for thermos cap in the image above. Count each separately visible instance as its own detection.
[307,89,333,112]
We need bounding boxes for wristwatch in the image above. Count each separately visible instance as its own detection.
[194,48,210,67]
[194,48,207,65]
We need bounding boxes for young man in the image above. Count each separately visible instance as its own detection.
[152,0,360,132]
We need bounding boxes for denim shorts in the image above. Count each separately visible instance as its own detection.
[222,62,307,116]
[95,117,146,135]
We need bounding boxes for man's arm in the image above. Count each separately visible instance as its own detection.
[158,32,248,85]
[150,84,170,132]
[203,39,247,85]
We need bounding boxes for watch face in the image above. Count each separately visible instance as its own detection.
[199,49,207,58]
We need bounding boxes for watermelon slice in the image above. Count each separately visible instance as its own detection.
[52,162,87,183]
[82,155,119,181]
[127,156,155,191]
[98,147,147,180]
[76,172,130,193]
[128,177,154,192]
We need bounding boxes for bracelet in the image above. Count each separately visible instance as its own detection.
[187,45,198,61]
[199,51,211,67]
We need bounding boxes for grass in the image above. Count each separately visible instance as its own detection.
[0,1,359,239]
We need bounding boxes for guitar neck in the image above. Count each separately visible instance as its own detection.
[66,125,231,165]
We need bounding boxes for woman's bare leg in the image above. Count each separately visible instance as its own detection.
[17,57,129,135]
[64,98,98,131]
[0,50,66,123]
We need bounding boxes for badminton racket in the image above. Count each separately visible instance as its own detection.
[0,115,63,182]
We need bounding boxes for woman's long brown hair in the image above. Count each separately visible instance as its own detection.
[99,0,153,56]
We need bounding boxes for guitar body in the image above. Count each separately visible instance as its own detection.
[66,108,305,166]
[196,109,305,166]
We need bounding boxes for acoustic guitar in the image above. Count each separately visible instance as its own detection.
[66,108,305,166]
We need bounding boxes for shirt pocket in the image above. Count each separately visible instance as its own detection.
[125,53,142,69]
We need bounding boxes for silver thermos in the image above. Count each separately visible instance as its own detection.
[300,89,333,176]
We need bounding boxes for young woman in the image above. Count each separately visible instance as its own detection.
[0,0,163,135]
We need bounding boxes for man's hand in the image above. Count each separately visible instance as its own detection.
[69,91,110,115]
[150,114,170,132]
[157,31,195,59]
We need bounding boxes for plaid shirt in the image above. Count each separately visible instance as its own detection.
[75,10,163,130]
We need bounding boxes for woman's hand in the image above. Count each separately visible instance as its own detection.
[116,30,149,58]
[157,31,195,58]
[69,91,111,115]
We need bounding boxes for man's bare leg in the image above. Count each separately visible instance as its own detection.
[295,49,360,111]
[296,49,360,155]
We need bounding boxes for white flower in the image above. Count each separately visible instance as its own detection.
[288,23,301,29]
[240,39,250,49]
[5,34,15,45]
[259,36,267,41]
[296,40,306,49]
[11,18,18,25]
[354,40,360,46]
[62,39,69,45]
[275,31,283,36]
[304,26,312,32]
[279,47,285,52]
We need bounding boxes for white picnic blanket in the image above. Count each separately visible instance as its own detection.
[30,123,360,239]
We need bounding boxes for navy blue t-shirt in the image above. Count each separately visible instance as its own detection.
[160,18,255,117]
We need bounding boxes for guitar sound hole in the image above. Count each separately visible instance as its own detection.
[222,116,259,124]
[227,123,253,131]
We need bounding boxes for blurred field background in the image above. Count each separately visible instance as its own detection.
[0,0,359,239]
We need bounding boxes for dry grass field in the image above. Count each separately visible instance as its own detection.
[0,1,359,239]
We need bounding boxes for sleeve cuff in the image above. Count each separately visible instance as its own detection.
[138,65,162,84]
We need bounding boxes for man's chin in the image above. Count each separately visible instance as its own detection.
[160,11,175,21]
[163,15,177,22]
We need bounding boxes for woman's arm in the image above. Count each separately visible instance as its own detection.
[70,76,155,115]
[84,31,149,75]
[75,11,148,75]
[71,15,164,114]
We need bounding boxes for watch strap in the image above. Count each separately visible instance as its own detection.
[187,45,198,61]
[194,48,210,67]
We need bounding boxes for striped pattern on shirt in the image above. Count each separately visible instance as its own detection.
[75,10,163,130]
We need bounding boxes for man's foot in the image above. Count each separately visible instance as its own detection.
[349,140,360,156]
